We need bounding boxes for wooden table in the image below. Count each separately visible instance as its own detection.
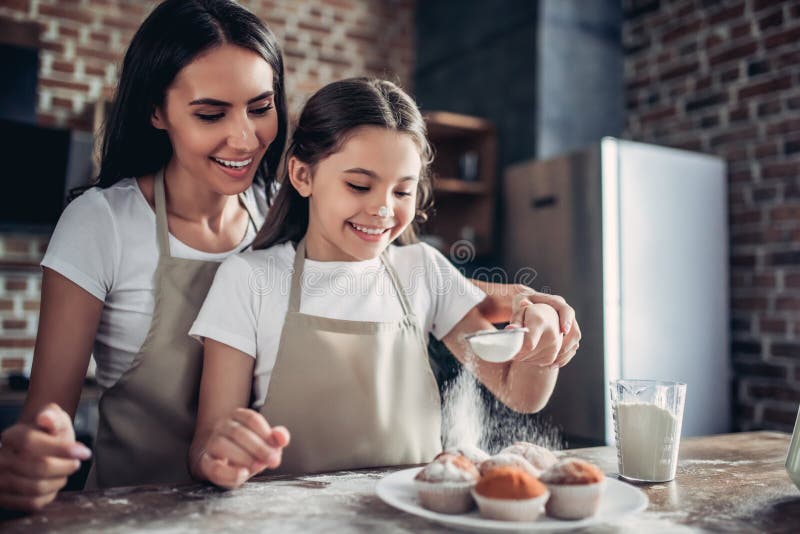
[2,431,798,533]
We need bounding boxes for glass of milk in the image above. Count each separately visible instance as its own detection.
[609,379,686,483]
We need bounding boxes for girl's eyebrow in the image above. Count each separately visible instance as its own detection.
[189,90,274,106]
[343,168,418,182]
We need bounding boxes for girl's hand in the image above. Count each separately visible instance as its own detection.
[0,404,92,512]
[507,303,564,368]
[509,287,581,369]
[196,408,290,490]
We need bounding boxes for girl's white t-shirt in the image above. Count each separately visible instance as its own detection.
[40,177,267,389]
[189,241,486,408]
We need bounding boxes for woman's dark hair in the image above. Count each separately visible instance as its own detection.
[252,77,434,250]
[90,0,286,191]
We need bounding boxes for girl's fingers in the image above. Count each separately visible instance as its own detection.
[554,343,580,369]
[509,298,530,328]
[201,454,250,490]
[220,419,273,464]
[267,426,290,448]
[207,434,261,468]
[524,290,576,334]
[231,409,275,445]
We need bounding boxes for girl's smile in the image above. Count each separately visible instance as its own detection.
[347,221,394,242]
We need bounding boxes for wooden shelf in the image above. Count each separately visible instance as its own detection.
[423,111,496,257]
[424,111,493,133]
[434,177,491,195]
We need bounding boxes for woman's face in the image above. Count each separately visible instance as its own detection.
[152,44,278,196]
[295,126,422,262]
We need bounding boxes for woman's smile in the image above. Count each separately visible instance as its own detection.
[210,156,256,179]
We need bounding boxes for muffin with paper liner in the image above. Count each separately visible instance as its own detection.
[471,466,549,521]
[479,452,540,478]
[499,441,558,475]
[414,453,481,514]
[438,444,490,466]
[540,458,606,519]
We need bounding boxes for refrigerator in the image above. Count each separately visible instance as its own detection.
[503,137,729,446]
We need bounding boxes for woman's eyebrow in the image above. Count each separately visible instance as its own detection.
[189,90,274,106]
[343,168,418,182]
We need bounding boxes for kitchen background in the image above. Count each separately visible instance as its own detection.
[0,0,797,438]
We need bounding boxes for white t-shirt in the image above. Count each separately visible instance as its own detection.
[41,178,267,389]
[189,241,487,408]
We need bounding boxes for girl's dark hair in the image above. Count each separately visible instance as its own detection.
[252,77,434,250]
[90,0,286,191]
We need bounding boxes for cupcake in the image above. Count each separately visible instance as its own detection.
[414,453,481,514]
[479,453,540,478]
[540,458,606,520]
[471,466,549,521]
[440,444,491,466]
[500,441,558,475]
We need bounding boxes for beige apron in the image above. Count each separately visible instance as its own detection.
[260,238,442,475]
[86,170,258,488]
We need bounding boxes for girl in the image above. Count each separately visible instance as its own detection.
[188,78,570,489]
[0,0,579,511]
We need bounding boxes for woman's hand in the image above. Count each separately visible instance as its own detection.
[0,404,92,512]
[509,287,581,369]
[194,408,289,490]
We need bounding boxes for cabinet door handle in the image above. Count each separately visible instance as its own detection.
[531,195,558,209]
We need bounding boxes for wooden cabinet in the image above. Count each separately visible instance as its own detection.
[421,111,496,258]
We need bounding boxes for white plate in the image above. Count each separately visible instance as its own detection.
[376,467,648,533]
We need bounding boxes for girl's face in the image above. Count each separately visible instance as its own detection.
[151,44,278,196]
[294,126,423,262]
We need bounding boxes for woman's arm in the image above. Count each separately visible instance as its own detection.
[0,268,98,511]
[189,339,289,489]
[442,303,562,414]
[471,281,582,368]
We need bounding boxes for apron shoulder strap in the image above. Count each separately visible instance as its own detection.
[287,238,306,313]
[380,248,413,317]
[154,169,171,258]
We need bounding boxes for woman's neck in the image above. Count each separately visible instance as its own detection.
[163,160,235,231]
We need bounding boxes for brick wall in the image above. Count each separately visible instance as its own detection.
[0,0,414,375]
[623,0,800,431]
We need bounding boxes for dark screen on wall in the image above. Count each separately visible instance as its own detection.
[0,119,71,229]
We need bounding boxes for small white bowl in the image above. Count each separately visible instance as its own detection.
[466,328,529,363]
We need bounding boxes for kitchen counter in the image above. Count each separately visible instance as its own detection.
[1,431,797,533]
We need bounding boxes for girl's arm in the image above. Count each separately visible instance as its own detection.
[471,281,582,369]
[189,339,289,489]
[0,268,97,512]
[442,303,562,414]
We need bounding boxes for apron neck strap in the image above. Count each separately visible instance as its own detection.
[238,190,259,234]
[154,169,171,258]
[287,237,414,317]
